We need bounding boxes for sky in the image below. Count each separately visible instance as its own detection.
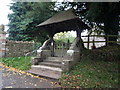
[0,0,13,31]
[0,0,13,25]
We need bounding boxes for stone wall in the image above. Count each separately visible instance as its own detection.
[5,40,34,57]
[0,24,35,58]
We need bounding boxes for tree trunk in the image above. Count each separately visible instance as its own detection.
[104,13,119,46]
[76,29,85,50]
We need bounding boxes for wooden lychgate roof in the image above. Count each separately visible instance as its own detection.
[37,9,89,36]
[37,9,78,27]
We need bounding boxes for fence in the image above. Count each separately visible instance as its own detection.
[82,35,120,49]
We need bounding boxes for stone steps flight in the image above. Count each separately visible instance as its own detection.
[28,57,63,79]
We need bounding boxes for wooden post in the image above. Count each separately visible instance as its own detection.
[67,39,70,49]
[50,31,55,57]
[87,35,90,49]
[52,38,54,57]
[106,35,109,46]
[50,36,54,57]
[61,43,64,57]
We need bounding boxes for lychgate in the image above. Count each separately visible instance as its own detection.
[29,9,89,79]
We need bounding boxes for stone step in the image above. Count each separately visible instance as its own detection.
[46,57,63,61]
[44,60,62,64]
[28,65,62,79]
[39,62,61,68]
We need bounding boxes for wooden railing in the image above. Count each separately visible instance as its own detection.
[54,42,71,57]
[82,35,120,49]
[53,35,120,55]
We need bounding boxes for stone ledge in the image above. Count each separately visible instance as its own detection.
[61,60,73,72]
[31,57,43,65]
[37,50,51,58]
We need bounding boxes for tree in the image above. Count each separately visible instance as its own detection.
[56,2,120,45]
[53,32,75,43]
[8,2,56,43]
[85,3,120,45]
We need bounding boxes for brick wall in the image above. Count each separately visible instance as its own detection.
[0,31,6,58]
[5,40,34,57]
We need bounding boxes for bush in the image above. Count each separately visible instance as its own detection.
[82,45,120,62]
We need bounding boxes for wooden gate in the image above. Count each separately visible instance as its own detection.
[54,42,71,57]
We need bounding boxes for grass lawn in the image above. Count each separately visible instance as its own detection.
[0,56,31,71]
[60,59,119,88]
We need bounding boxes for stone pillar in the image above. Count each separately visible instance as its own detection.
[31,38,52,65]
[61,37,81,71]
[0,24,6,58]
[62,27,84,71]
[37,38,52,59]
[67,37,81,61]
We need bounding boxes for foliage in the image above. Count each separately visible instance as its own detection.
[56,2,120,45]
[53,31,75,43]
[8,2,120,45]
[83,45,120,62]
[33,42,42,50]
[7,2,56,43]
[85,3,120,44]
[60,57,119,88]
[0,56,31,70]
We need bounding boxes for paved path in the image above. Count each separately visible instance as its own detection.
[0,65,61,88]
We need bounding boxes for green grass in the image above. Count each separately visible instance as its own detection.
[0,56,31,70]
[60,59,119,88]
[60,45,120,88]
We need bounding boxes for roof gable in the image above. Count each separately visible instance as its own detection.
[37,9,78,27]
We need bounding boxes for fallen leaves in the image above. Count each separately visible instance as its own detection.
[60,59,119,88]
[1,64,60,88]
[5,86,12,88]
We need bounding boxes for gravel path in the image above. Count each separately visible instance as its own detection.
[0,65,61,88]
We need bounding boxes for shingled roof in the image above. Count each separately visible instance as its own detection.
[37,9,89,35]
[37,9,78,27]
